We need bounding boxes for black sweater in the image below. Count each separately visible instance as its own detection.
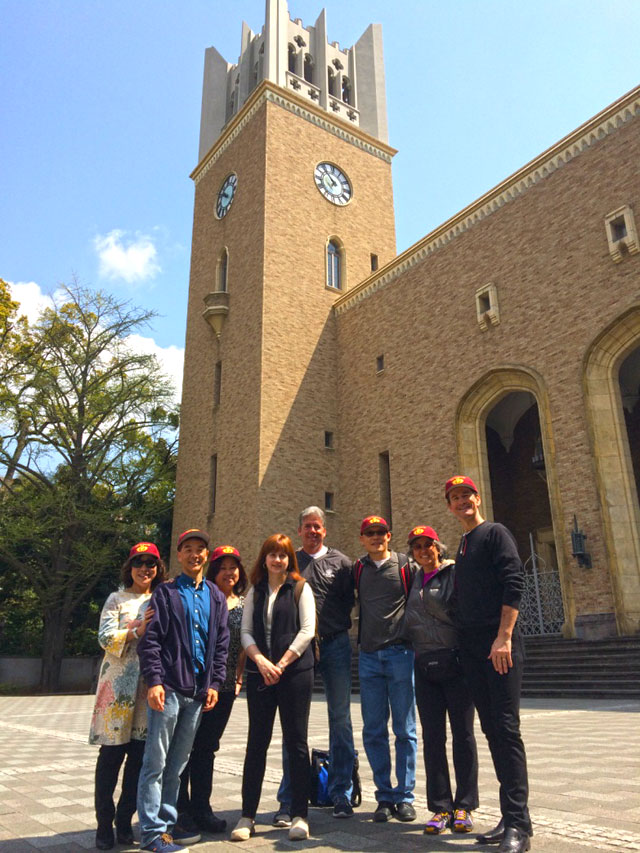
[454,521,524,630]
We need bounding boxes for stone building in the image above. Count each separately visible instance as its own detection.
[173,0,640,640]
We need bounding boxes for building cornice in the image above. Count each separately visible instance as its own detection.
[334,84,640,315]
[191,80,397,185]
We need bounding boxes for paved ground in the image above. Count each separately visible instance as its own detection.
[0,694,638,852]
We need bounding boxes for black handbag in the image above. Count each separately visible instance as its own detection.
[417,648,460,682]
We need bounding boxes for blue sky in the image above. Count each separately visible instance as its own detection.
[2,1,638,398]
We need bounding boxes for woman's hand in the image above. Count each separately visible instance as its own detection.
[137,607,154,637]
[256,655,281,686]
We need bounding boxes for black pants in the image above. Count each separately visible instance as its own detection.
[177,689,236,817]
[459,629,531,834]
[414,663,479,813]
[95,739,145,829]
[241,667,313,819]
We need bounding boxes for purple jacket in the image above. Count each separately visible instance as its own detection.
[138,577,230,700]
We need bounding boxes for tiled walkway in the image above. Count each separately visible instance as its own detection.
[0,694,638,852]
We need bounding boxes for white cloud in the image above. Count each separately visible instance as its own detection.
[126,334,184,404]
[94,229,161,284]
[7,280,56,323]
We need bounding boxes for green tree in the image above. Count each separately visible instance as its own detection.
[0,282,178,691]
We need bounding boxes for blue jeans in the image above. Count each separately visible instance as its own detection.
[137,689,203,847]
[359,644,417,804]
[278,631,355,806]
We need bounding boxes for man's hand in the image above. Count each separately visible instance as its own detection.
[489,634,513,674]
[147,684,165,711]
[203,688,218,711]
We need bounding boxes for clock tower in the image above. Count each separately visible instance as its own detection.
[173,0,397,558]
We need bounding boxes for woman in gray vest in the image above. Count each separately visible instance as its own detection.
[403,525,479,835]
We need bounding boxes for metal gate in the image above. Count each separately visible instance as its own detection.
[519,532,565,636]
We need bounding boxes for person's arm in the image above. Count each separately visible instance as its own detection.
[241,587,282,685]
[97,594,129,657]
[204,589,229,709]
[138,587,169,709]
[276,583,315,672]
[489,604,519,674]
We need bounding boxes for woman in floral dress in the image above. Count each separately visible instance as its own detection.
[89,541,167,850]
[177,545,247,835]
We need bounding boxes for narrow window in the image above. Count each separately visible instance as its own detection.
[370,253,379,272]
[210,454,218,515]
[611,217,627,242]
[325,491,334,512]
[324,430,334,449]
[304,53,314,84]
[327,240,341,289]
[328,67,338,97]
[218,248,228,292]
[478,292,490,314]
[342,76,352,105]
[376,354,384,373]
[379,451,392,528]
[288,43,296,74]
[213,361,222,407]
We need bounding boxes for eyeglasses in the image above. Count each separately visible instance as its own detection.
[132,557,158,569]
[363,529,387,537]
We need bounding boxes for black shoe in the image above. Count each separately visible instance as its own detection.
[96,824,115,850]
[116,822,134,844]
[332,796,354,818]
[194,811,227,833]
[173,812,202,844]
[497,827,531,853]
[374,801,395,822]
[395,802,417,822]
[476,818,505,844]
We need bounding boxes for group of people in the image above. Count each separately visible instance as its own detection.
[89,475,532,853]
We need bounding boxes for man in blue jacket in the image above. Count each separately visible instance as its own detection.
[137,529,230,853]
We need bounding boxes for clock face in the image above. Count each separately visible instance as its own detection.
[314,162,352,206]
[216,173,238,219]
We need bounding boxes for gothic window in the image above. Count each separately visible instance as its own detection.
[342,75,352,105]
[327,240,342,290]
[304,53,314,84]
[217,248,228,292]
[288,43,296,74]
[328,67,338,97]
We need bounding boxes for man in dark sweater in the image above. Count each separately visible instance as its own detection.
[355,515,417,823]
[137,529,229,853]
[445,476,532,853]
[275,506,356,821]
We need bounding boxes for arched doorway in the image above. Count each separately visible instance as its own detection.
[584,308,640,634]
[620,346,640,507]
[456,366,572,635]
[486,391,564,635]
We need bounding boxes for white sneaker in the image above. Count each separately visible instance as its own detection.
[288,817,309,840]
[231,817,255,841]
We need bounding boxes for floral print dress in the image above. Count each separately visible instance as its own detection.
[89,589,151,745]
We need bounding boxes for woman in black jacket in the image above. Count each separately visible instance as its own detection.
[403,525,479,835]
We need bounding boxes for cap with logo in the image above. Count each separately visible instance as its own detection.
[360,515,390,535]
[129,541,161,560]
[210,545,241,563]
[444,475,478,497]
[177,528,210,550]
[407,525,439,544]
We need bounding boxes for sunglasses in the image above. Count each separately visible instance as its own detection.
[363,529,388,537]
[131,557,158,569]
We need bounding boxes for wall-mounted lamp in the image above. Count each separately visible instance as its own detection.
[570,515,591,568]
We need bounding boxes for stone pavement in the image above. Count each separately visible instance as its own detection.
[0,694,638,853]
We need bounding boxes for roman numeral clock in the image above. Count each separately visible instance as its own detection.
[314,162,352,205]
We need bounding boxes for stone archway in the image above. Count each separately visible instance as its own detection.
[455,366,574,635]
[584,308,640,635]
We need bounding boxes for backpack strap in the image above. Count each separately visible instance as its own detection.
[293,578,306,605]
[353,559,364,593]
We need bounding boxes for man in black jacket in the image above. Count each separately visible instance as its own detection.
[274,506,356,820]
[446,476,532,853]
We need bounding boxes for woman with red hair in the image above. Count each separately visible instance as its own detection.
[231,534,316,843]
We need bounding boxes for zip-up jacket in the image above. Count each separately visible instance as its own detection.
[403,559,459,657]
[138,577,230,700]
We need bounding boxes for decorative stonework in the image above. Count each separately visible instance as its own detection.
[604,204,640,262]
[192,82,395,186]
[475,283,500,331]
[335,86,640,315]
[202,291,229,338]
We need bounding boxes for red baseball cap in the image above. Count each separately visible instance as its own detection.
[360,515,390,534]
[129,542,161,560]
[445,475,478,497]
[210,545,241,563]
[407,525,439,544]
[177,528,210,550]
